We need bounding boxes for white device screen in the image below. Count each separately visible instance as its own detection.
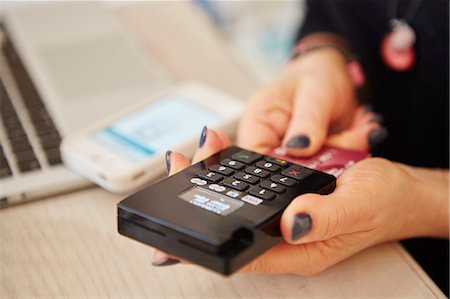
[92,95,221,162]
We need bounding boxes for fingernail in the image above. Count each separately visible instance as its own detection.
[286,135,310,149]
[292,214,312,241]
[368,126,388,149]
[199,126,207,148]
[363,104,373,113]
[165,150,172,174]
[152,257,179,267]
[369,113,384,124]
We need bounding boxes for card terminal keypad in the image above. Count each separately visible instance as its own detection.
[118,146,336,276]
[191,150,313,205]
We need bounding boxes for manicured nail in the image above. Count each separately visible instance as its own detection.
[292,214,312,241]
[199,126,207,148]
[368,127,388,148]
[363,104,373,113]
[165,150,172,174]
[286,135,310,149]
[369,113,384,124]
[152,257,179,267]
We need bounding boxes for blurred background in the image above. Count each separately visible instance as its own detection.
[1,0,304,82]
[0,1,305,205]
[191,0,303,82]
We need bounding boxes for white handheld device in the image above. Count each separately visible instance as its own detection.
[61,82,244,193]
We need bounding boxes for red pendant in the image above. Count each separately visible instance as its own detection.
[381,32,415,71]
[381,20,416,71]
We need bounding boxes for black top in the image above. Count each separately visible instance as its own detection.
[297,0,449,295]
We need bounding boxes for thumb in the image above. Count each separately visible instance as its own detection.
[280,190,365,245]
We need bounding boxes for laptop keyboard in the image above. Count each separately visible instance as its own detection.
[0,146,12,178]
[0,32,62,176]
[0,79,41,173]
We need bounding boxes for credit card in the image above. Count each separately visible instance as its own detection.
[267,146,370,177]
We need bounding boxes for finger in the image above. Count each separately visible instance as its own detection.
[215,130,232,148]
[282,76,331,157]
[192,127,229,164]
[237,242,328,275]
[152,250,191,266]
[152,250,179,266]
[326,107,381,151]
[237,81,293,153]
[165,151,191,176]
[239,232,374,276]
[282,53,355,157]
[280,183,376,245]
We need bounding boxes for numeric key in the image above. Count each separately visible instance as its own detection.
[234,172,260,184]
[245,166,270,178]
[198,170,223,182]
[223,178,249,191]
[260,180,286,193]
[249,187,275,201]
[220,159,245,170]
[209,164,234,176]
[255,160,281,172]
[271,174,297,187]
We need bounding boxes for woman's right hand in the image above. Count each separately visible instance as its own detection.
[238,46,384,156]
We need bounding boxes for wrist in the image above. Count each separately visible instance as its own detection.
[290,33,365,87]
[398,164,449,239]
[292,33,355,62]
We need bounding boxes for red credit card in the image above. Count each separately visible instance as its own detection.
[267,146,370,177]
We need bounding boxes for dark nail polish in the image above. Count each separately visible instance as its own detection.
[368,127,388,149]
[292,214,312,241]
[152,258,179,267]
[363,104,373,113]
[286,135,310,149]
[165,150,172,174]
[369,113,384,124]
[199,126,207,148]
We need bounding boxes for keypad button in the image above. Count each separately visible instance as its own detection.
[249,187,275,201]
[241,195,263,206]
[190,178,207,186]
[226,190,242,198]
[198,170,223,182]
[222,178,249,191]
[244,166,270,178]
[234,172,260,184]
[208,184,226,193]
[209,164,234,176]
[260,180,286,193]
[264,156,290,167]
[220,159,245,170]
[271,174,297,187]
[255,160,281,172]
[231,150,262,164]
[281,165,313,181]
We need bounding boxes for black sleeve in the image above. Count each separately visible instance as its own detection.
[295,1,340,42]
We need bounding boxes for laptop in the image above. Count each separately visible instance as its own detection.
[0,2,172,206]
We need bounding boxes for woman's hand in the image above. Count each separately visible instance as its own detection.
[152,127,231,266]
[238,46,386,156]
[152,128,449,273]
[239,158,449,275]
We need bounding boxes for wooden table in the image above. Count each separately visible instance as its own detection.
[0,2,446,298]
[0,188,445,298]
